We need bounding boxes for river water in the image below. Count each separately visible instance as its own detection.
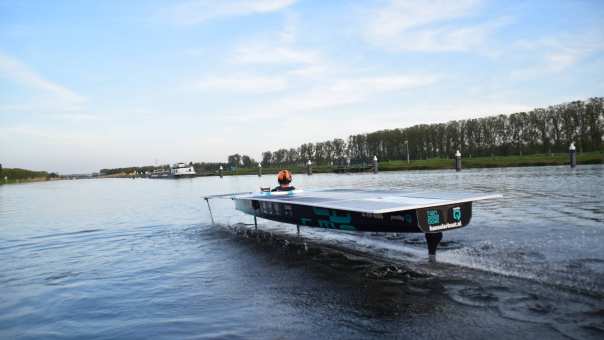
[1,165,603,339]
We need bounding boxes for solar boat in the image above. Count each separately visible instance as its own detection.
[204,188,500,256]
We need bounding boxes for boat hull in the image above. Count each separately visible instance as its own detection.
[234,198,472,233]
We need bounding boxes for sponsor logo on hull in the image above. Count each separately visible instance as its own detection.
[429,221,462,231]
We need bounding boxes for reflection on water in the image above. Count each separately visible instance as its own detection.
[0,165,602,339]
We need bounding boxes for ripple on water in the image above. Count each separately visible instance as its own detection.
[444,282,503,307]
[442,275,604,340]
[44,271,81,286]
[1,166,603,339]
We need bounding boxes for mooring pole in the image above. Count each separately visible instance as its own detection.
[254,214,258,230]
[306,160,312,175]
[569,142,576,168]
[455,150,462,172]
[296,224,300,235]
[219,165,223,178]
[258,163,262,177]
[373,155,378,174]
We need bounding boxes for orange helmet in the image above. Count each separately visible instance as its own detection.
[277,170,292,185]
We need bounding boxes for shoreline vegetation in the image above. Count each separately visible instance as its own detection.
[3,97,603,183]
[0,167,60,185]
[99,97,603,179]
[101,151,603,179]
[2,151,602,185]
[208,151,604,177]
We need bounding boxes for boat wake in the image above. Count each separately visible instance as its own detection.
[213,221,604,340]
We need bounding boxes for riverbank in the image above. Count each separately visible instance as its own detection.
[4,152,601,184]
[224,151,603,176]
[0,168,60,185]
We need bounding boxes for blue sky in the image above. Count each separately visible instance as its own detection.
[1,0,603,173]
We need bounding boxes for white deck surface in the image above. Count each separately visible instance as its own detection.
[234,188,501,214]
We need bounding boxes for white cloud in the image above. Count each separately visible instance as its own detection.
[332,75,438,93]
[232,43,321,66]
[197,74,288,93]
[367,0,480,38]
[286,64,326,78]
[229,14,329,78]
[275,74,439,111]
[234,43,328,79]
[163,0,296,25]
[364,0,504,52]
[510,34,604,80]
[218,73,439,122]
[0,52,84,103]
[216,17,440,119]
[542,38,602,72]
[278,11,298,44]
[545,52,579,72]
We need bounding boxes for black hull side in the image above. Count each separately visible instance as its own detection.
[234,198,472,233]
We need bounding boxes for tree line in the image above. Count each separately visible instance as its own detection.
[100,97,602,174]
[0,164,58,181]
[251,97,603,166]
[100,162,226,176]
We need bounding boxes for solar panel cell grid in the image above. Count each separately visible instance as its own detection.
[234,189,500,214]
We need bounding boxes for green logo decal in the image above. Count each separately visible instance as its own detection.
[427,210,440,225]
[318,220,335,229]
[300,218,312,226]
[312,207,330,216]
[313,207,352,224]
[452,207,462,221]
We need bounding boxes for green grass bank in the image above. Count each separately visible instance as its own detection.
[0,168,58,185]
[221,151,603,176]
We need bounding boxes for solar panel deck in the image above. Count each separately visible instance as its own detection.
[234,189,499,214]
[204,188,501,253]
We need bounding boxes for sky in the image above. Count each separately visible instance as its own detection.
[1,0,603,174]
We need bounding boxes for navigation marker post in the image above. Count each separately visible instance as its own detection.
[258,163,262,177]
[373,155,378,174]
[569,142,576,168]
[306,160,312,175]
[219,165,223,178]
[455,150,462,172]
